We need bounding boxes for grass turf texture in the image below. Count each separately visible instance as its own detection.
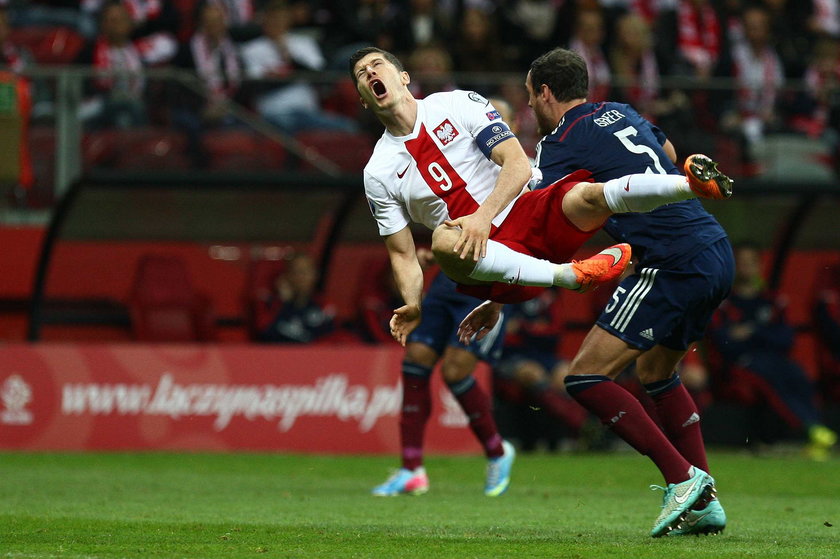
[1,451,837,558]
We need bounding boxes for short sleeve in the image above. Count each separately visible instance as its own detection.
[364,172,410,237]
[451,91,515,159]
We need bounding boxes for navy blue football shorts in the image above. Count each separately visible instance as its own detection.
[407,271,508,365]
[595,238,735,351]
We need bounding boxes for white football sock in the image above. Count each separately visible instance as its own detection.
[468,240,557,286]
[603,174,693,213]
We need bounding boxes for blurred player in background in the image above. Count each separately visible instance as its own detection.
[370,247,513,497]
[708,244,837,460]
[461,47,734,537]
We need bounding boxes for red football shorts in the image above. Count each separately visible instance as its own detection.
[458,169,597,303]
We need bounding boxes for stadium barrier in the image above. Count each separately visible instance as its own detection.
[0,342,491,454]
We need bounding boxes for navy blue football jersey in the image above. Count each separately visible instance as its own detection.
[533,102,727,268]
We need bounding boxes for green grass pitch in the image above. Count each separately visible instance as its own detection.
[1,450,838,558]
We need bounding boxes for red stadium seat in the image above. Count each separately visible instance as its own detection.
[10,26,84,64]
[83,128,190,170]
[127,254,216,342]
[27,125,55,194]
[202,129,287,171]
[115,128,190,170]
[295,130,374,174]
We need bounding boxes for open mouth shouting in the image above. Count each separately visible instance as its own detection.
[370,78,387,99]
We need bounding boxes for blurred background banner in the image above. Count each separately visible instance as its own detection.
[0,343,492,453]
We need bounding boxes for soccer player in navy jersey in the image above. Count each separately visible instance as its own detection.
[462,47,732,536]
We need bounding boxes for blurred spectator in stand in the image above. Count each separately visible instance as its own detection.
[609,12,660,118]
[75,1,147,129]
[407,42,456,99]
[496,77,539,159]
[660,0,722,79]
[812,261,840,406]
[240,0,357,135]
[718,5,784,150]
[608,11,705,153]
[653,0,724,133]
[173,1,243,168]
[706,244,837,460]
[500,0,570,68]
[391,0,457,55]
[493,288,588,451]
[81,0,179,64]
[205,0,260,41]
[0,6,30,73]
[789,36,840,161]
[568,8,610,103]
[253,251,337,344]
[323,0,403,66]
[809,0,840,39]
[761,0,816,80]
[452,6,513,92]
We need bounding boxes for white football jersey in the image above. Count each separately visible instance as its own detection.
[363,90,525,237]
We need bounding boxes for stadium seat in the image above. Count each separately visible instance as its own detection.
[127,254,216,342]
[202,129,287,171]
[26,126,56,206]
[84,128,190,170]
[115,128,191,170]
[10,26,84,65]
[294,130,374,174]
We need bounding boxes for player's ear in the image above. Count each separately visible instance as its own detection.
[401,71,410,85]
[540,83,551,100]
[359,96,368,109]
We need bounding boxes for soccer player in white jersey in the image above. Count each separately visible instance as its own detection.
[350,46,732,495]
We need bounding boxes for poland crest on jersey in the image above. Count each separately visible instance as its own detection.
[434,119,458,145]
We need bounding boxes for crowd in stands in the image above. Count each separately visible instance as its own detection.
[0,0,837,174]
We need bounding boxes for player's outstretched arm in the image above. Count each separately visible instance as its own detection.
[385,227,425,346]
[458,300,504,344]
[444,137,531,262]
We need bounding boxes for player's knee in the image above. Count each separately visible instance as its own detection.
[635,368,673,385]
[431,225,459,258]
[441,361,472,383]
[566,182,611,231]
[513,362,545,387]
[404,342,438,368]
[440,348,478,383]
[431,225,474,282]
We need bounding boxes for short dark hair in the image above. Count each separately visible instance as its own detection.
[348,46,404,85]
[528,48,589,103]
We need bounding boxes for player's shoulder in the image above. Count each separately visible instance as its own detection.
[593,101,646,125]
[550,101,643,140]
[364,134,400,180]
[425,89,491,109]
[572,101,638,129]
